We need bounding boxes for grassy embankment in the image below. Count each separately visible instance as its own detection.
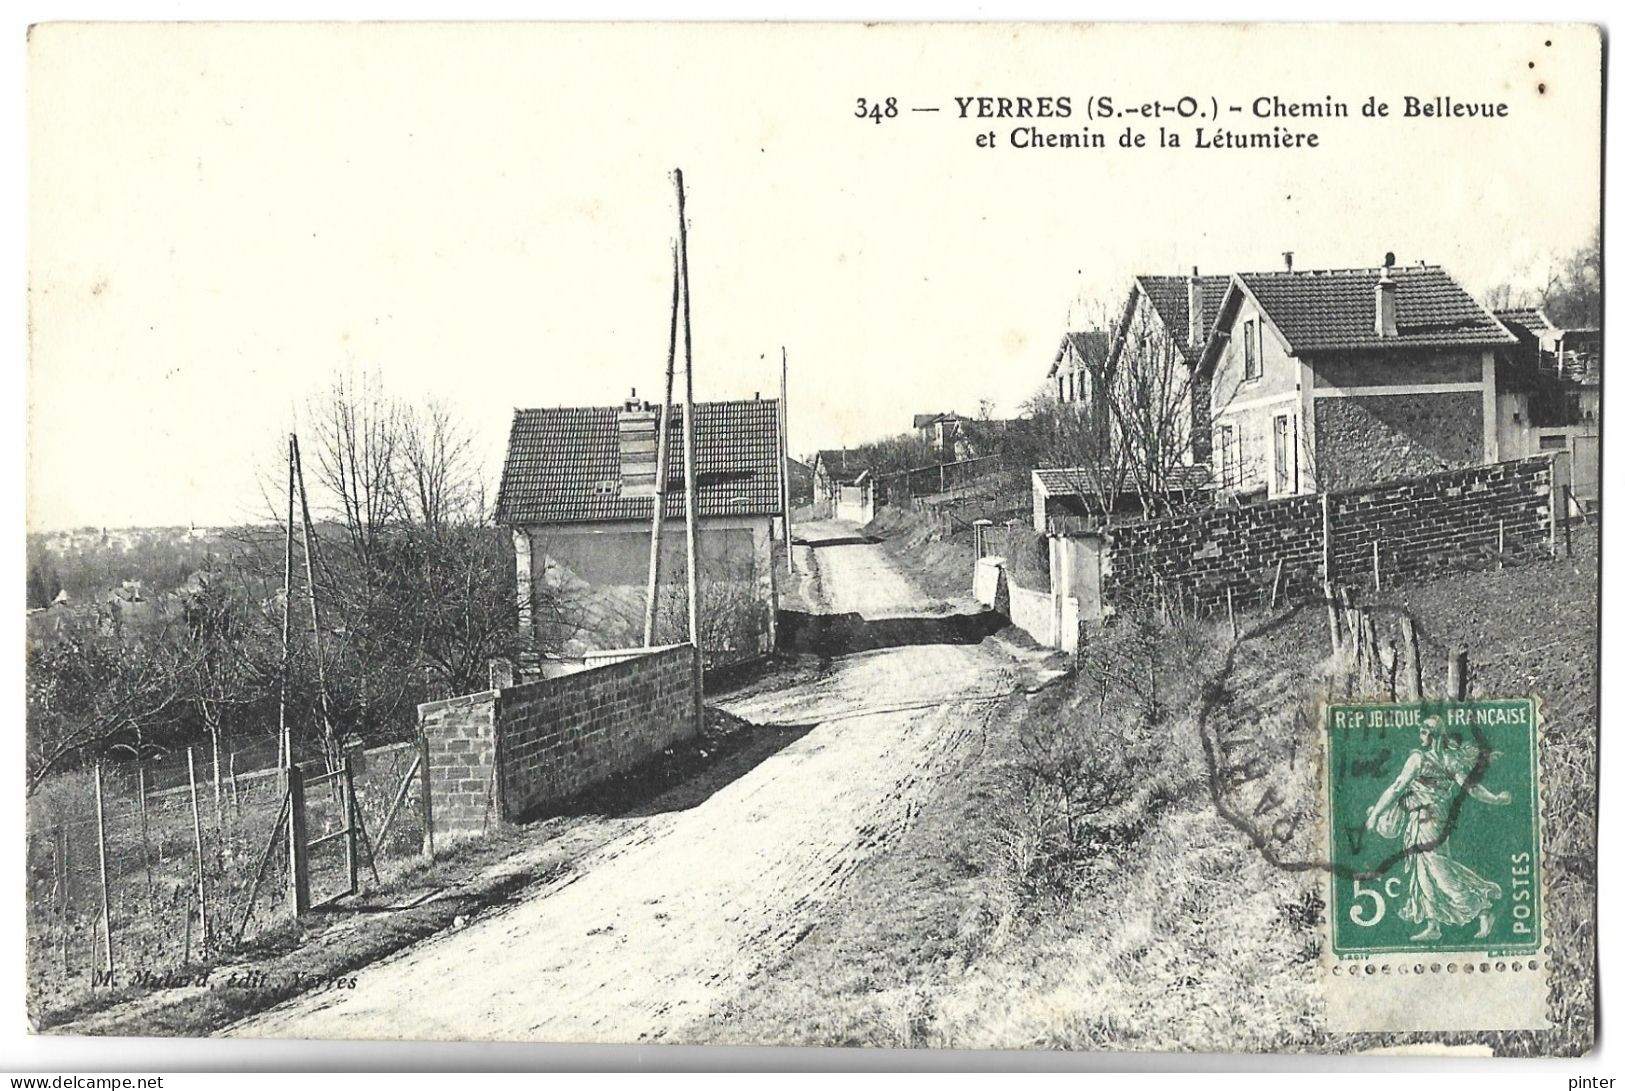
[695,509,1597,1055]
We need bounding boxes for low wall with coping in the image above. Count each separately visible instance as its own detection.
[417,642,701,837]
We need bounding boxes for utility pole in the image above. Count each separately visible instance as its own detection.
[643,244,681,646]
[780,346,792,571]
[675,169,701,651]
[278,434,294,769]
[290,434,337,768]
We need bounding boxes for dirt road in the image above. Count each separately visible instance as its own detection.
[228,520,1028,1044]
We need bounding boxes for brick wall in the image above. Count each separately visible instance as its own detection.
[1102,456,1554,612]
[418,690,501,837]
[416,643,700,839]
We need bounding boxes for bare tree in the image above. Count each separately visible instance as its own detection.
[308,368,403,571]
[400,399,479,529]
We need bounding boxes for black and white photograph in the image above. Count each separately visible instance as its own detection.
[13,17,1608,1070]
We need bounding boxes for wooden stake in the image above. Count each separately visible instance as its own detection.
[1447,649,1468,701]
[1400,615,1424,700]
[342,755,358,896]
[1564,486,1575,556]
[92,762,113,975]
[1269,558,1285,609]
[1372,540,1381,591]
[136,763,154,894]
[187,748,208,953]
[643,244,681,647]
[1226,586,1237,640]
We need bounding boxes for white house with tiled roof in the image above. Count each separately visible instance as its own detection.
[1197,260,1517,498]
[495,393,784,664]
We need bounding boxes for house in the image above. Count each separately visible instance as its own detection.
[1494,307,1600,505]
[812,448,864,510]
[912,412,975,461]
[1048,331,1111,405]
[1197,259,1517,499]
[787,457,815,507]
[495,393,784,664]
[1106,270,1232,471]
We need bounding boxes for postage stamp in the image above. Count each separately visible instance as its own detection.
[1322,698,1549,1032]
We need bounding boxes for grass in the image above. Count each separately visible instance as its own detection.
[695,523,1599,1055]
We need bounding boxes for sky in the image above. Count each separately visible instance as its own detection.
[26,22,1602,530]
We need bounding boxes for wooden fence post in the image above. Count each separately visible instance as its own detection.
[417,732,435,863]
[1400,615,1424,701]
[286,764,310,916]
[136,762,154,894]
[92,762,113,975]
[342,755,359,895]
[186,748,209,953]
[1447,649,1469,701]
[1269,558,1285,609]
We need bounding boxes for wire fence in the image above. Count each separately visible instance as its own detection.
[25,736,427,1014]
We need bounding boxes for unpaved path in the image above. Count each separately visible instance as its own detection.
[227,520,1025,1044]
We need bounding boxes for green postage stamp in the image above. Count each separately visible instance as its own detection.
[1323,698,1549,1032]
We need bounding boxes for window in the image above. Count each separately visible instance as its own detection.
[1216,424,1236,487]
[1243,319,1260,380]
[1540,435,1569,451]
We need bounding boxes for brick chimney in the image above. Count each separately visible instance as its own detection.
[1187,266,1204,348]
[618,389,659,497]
[1375,265,1398,338]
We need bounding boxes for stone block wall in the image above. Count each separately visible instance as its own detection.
[1102,456,1554,613]
[1314,392,1486,490]
[416,643,700,839]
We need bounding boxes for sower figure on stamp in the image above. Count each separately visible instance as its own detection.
[1365,714,1512,942]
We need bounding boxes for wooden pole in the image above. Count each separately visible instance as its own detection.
[675,169,701,655]
[781,346,793,567]
[286,764,310,916]
[1269,557,1285,609]
[1400,615,1424,701]
[291,435,337,767]
[643,244,681,647]
[1447,649,1468,701]
[186,748,209,953]
[1372,540,1381,591]
[279,434,295,769]
[342,755,358,895]
[92,762,113,975]
[418,731,435,862]
[136,763,154,894]
[1564,487,1575,556]
[1226,586,1237,640]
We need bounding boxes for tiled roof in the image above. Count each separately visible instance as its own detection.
[1237,266,1514,352]
[1137,275,1233,353]
[1494,306,1555,334]
[1035,463,1212,496]
[813,448,864,482]
[495,399,783,525]
[1048,330,1110,376]
[912,412,966,429]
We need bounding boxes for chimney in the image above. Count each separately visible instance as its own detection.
[1187,266,1204,347]
[617,392,660,496]
[1375,266,1398,338]
[1283,251,1294,272]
